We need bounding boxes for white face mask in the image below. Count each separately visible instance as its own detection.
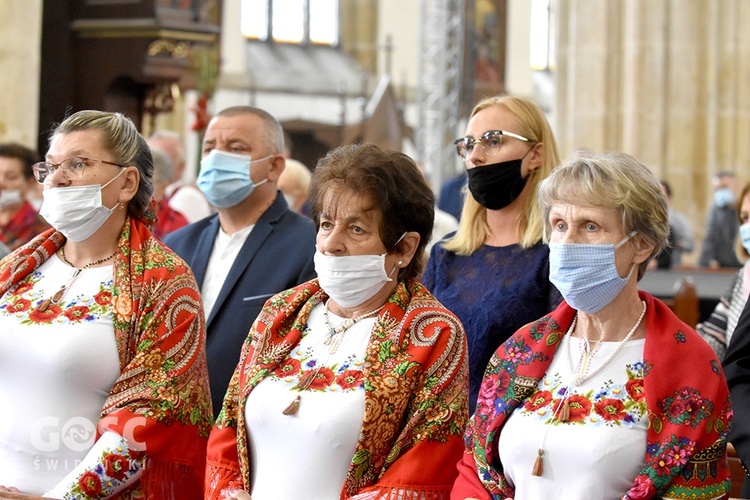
[39,169,125,242]
[0,189,22,209]
[314,250,399,308]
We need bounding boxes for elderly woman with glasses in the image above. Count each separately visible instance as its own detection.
[422,95,562,412]
[0,110,211,498]
[453,152,731,499]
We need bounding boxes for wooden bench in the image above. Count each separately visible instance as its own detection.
[662,277,700,328]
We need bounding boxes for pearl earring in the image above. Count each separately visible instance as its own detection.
[397,260,403,266]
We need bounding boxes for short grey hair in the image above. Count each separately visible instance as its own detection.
[149,146,173,186]
[537,151,669,280]
[215,106,285,155]
[148,130,185,165]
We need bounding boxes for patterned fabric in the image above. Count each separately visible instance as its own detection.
[0,201,50,251]
[696,265,747,359]
[452,291,732,500]
[0,217,212,499]
[44,432,145,498]
[422,240,561,412]
[206,279,469,499]
[264,313,368,393]
[517,354,648,428]
[0,262,113,325]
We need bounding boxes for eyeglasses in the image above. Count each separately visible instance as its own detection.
[31,157,125,184]
[453,130,532,159]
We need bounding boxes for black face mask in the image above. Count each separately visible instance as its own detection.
[467,157,529,210]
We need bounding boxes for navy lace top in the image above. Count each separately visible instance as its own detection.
[422,239,561,412]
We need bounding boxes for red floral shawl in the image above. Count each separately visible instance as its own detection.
[0,217,213,499]
[206,279,469,500]
[0,201,50,250]
[452,291,732,500]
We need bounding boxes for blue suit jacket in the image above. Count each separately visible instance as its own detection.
[164,193,317,413]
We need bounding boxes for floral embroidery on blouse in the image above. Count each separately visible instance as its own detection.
[516,361,647,427]
[62,446,145,499]
[456,295,731,500]
[267,324,366,393]
[206,280,469,499]
[0,218,212,496]
[0,271,113,326]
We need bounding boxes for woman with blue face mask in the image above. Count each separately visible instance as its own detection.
[697,182,750,358]
[206,143,469,500]
[0,110,212,498]
[453,152,732,499]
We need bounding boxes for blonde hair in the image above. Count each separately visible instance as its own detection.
[279,158,312,196]
[442,95,560,255]
[51,110,154,219]
[537,151,670,280]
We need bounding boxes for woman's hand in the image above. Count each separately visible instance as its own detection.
[227,490,251,500]
[0,486,21,493]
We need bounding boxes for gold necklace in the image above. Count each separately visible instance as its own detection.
[281,302,383,416]
[35,247,117,313]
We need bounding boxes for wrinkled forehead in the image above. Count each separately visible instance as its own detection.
[319,183,380,222]
[550,177,618,211]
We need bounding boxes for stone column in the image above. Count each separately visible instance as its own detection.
[553,0,750,263]
[0,0,42,146]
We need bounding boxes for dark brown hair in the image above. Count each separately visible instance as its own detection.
[0,143,40,179]
[310,143,435,282]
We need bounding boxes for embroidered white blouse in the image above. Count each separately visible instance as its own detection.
[498,336,648,500]
[0,256,122,494]
[244,302,372,500]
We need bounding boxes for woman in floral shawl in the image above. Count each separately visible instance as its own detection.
[206,143,469,499]
[452,152,732,499]
[0,110,212,498]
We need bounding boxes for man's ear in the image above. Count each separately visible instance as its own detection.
[266,155,285,183]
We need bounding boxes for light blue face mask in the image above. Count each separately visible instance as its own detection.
[197,150,271,208]
[740,223,750,254]
[549,231,637,314]
[714,188,735,208]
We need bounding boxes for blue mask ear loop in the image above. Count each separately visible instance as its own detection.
[386,232,409,281]
[615,230,639,279]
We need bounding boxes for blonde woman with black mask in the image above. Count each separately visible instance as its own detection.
[422,95,562,412]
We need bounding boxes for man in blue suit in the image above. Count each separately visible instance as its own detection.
[164,106,316,413]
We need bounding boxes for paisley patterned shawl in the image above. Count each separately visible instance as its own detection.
[0,217,213,499]
[206,279,469,500]
[452,291,732,500]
